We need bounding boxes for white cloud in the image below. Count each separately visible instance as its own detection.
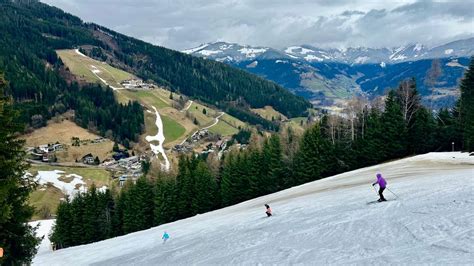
[41,0,474,50]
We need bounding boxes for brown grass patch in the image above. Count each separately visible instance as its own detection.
[23,119,100,147]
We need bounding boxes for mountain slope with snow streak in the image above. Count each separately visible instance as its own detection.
[34,152,474,265]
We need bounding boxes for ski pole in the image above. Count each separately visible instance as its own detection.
[372,185,378,195]
[386,187,399,199]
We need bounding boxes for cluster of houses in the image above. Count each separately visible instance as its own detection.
[121,79,155,90]
[28,143,64,162]
[200,139,228,155]
[173,129,211,153]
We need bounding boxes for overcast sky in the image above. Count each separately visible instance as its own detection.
[42,0,474,51]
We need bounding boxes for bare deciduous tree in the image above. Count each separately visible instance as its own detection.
[397,79,421,125]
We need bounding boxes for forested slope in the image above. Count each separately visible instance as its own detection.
[0,0,310,134]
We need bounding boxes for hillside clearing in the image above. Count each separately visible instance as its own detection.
[57,49,133,88]
[22,119,116,163]
[252,106,288,121]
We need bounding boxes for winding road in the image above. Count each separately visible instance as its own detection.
[179,112,225,145]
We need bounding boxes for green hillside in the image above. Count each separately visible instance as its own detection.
[0,0,311,136]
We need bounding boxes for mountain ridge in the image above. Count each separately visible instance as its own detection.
[184,38,474,65]
[184,39,472,109]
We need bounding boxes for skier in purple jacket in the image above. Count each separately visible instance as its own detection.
[372,173,387,202]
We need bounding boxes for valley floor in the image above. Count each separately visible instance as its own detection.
[33,152,474,265]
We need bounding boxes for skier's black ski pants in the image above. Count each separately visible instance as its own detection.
[379,187,387,201]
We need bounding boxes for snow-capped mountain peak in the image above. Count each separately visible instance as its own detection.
[183,38,474,65]
[182,42,282,62]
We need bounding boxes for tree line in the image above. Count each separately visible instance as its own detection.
[51,58,474,250]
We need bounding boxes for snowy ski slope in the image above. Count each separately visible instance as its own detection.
[33,152,474,265]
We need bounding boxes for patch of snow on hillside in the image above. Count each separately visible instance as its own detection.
[146,106,170,171]
[446,59,468,69]
[182,44,209,54]
[445,49,454,55]
[304,55,324,61]
[389,45,406,60]
[354,56,369,64]
[285,46,314,55]
[321,54,331,59]
[219,44,234,50]
[238,47,267,58]
[198,50,222,56]
[216,56,233,62]
[74,49,87,57]
[284,46,299,54]
[390,54,407,61]
[35,170,87,197]
[246,61,258,68]
[413,43,423,51]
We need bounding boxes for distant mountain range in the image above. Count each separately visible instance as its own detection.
[184,39,473,109]
[183,38,474,65]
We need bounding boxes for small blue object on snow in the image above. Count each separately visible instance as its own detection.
[162,232,170,243]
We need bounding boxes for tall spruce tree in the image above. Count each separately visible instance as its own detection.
[459,58,474,152]
[50,198,73,249]
[192,161,217,214]
[354,108,385,167]
[293,124,333,185]
[0,73,40,264]
[381,90,408,159]
[122,177,154,233]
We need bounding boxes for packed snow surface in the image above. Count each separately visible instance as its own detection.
[146,106,170,171]
[34,152,474,265]
[30,220,56,256]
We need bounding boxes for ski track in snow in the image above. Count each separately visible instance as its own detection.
[145,106,170,171]
[30,220,56,256]
[33,152,474,265]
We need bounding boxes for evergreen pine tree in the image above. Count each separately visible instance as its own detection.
[192,161,217,214]
[50,198,73,249]
[381,90,408,159]
[293,124,332,185]
[220,153,240,206]
[409,107,436,154]
[0,73,41,264]
[459,58,474,151]
[122,177,154,233]
[82,185,99,243]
